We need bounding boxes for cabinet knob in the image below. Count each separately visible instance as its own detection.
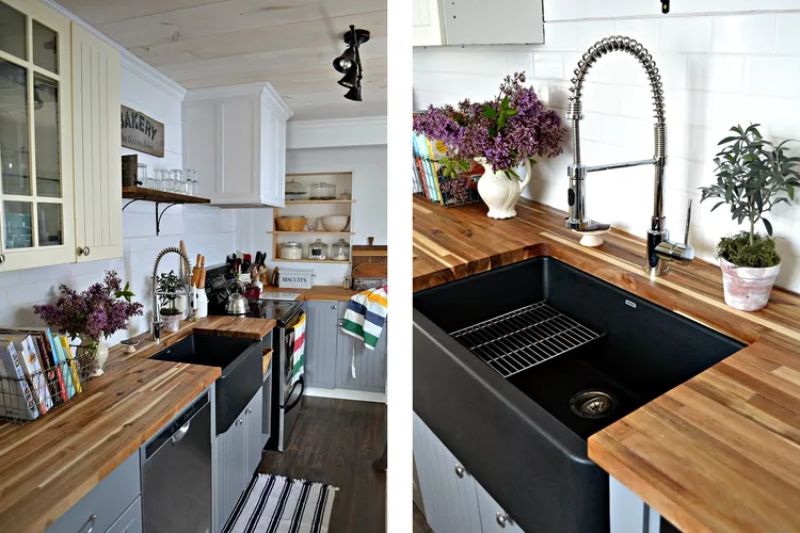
[77,246,90,256]
[245,408,252,415]
[0,254,5,264]
[237,419,243,426]
[454,464,465,478]
[496,512,510,527]
[331,304,337,310]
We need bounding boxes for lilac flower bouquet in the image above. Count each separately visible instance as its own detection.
[413,72,566,177]
[34,271,143,345]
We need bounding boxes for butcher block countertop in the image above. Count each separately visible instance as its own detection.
[0,316,275,533]
[413,195,800,531]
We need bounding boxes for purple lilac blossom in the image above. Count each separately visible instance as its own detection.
[33,271,143,341]
[413,72,566,172]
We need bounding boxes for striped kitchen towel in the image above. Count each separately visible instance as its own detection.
[290,313,306,386]
[340,287,387,350]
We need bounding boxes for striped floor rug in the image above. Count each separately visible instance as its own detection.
[223,474,338,533]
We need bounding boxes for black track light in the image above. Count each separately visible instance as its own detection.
[333,25,369,101]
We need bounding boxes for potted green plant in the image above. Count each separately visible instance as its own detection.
[157,270,183,332]
[699,124,799,311]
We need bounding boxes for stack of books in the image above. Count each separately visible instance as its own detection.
[0,329,84,421]
[412,133,482,207]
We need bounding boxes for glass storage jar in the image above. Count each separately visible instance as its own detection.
[309,182,336,199]
[280,241,303,260]
[285,180,307,201]
[308,238,328,260]
[331,239,350,261]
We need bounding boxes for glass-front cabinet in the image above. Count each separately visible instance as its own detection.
[0,0,74,270]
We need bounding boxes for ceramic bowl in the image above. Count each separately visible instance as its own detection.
[320,215,350,232]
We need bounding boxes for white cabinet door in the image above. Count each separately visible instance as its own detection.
[413,0,444,46]
[183,83,291,208]
[0,0,76,271]
[475,479,525,533]
[439,0,544,46]
[413,414,483,533]
[71,22,122,262]
[259,93,286,207]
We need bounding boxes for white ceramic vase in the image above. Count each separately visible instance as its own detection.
[719,258,781,312]
[92,339,109,377]
[476,158,532,219]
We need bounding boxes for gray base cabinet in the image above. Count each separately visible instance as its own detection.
[46,452,142,533]
[413,414,524,533]
[304,301,339,388]
[305,300,387,393]
[214,385,265,532]
[107,498,143,533]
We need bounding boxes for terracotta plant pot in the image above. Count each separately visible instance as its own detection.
[719,258,780,312]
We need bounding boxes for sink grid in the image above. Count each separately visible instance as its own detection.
[449,302,604,378]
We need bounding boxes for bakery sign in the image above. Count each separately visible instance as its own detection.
[120,105,164,157]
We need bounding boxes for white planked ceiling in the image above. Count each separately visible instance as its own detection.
[57,0,387,120]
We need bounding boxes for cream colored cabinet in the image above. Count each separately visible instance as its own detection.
[0,0,122,271]
[71,22,122,262]
[0,0,75,271]
[413,0,444,46]
[183,83,292,208]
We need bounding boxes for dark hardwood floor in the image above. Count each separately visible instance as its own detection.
[258,397,386,532]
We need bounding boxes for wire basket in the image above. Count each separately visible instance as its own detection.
[0,350,97,423]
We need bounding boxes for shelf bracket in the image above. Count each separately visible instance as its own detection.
[122,198,140,211]
[155,202,179,236]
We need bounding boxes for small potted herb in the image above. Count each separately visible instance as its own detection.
[413,72,565,219]
[700,124,799,311]
[157,270,184,332]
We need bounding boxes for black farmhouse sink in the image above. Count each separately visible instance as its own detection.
[150,333,263,434]
[413,256,743,532]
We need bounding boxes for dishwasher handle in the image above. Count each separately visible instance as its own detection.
[171,421,191,444]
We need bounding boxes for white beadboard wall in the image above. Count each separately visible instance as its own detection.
[0,57,236,342]
[414,2,800,292]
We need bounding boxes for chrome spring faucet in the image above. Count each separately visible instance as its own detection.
[565,35,694,275]
[151,246,194,342]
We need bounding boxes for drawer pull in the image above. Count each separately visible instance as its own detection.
[454,464,465,478]
[78,513,97,533]
[496,512,510,527]
[0,254,5,264]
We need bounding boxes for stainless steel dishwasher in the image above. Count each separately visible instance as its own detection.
[142,392,212,533]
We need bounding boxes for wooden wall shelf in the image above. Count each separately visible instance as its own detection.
[267,230,353,235]
[284,199,353,205]
[273,258,351,264]
[122,186,211,235]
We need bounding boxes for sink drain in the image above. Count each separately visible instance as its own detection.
[570,390,615,419]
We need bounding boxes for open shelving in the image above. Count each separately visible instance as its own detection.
[273,173,353,264]
[122,186,211,235]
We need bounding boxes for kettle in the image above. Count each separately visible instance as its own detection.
[225,291,249,315]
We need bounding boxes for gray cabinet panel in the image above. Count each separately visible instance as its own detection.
[106,497,143,533]
[215,415,247,532]
[335,306,387,392]
[475,479,525,533]
[304,300,339,389]
[413,414,483,533]
[245,386,264,477]
[46,452,140,533]
[261,369,272,448]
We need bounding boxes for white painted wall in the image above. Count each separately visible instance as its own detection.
[237,145,388,287]
[0,53,236,342]
[414,1,800,292]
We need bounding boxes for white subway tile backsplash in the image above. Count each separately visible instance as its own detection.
[775,13,800,55]
[687,55,745,92]
[531,53,564,79]
[745,56,800,97]
[710,14,776,55]
[659,18,713,53]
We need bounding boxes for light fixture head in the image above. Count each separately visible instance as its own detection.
[337,67,359,89]
[332,46,356,73]
[344,86,362,102]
